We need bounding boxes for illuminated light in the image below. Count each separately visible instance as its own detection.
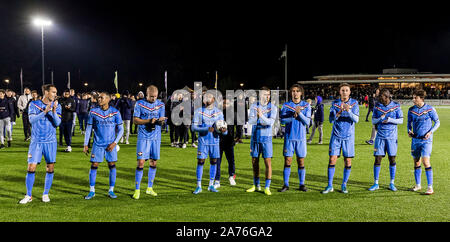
[33,18,52,26]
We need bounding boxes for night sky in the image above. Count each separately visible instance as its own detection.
[1,1,450,94]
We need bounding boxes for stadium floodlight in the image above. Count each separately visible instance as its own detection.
[33,17,52,86]
[84,82,88,87]
[33,18,52,26]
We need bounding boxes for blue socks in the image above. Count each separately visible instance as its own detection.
[196,163,204,187]
[414,166,421,185]
[327,165,335,186]
[89,166,98,187]
[298,167,305,185]
[425,167,433,187]
[253,177,260,187]
[148,166,157,188]
[265,179,271,189]
[373,164,381,183]
[209,163,217,186]
[26,170,54,196]
[343,166,351,184]
[26,171,35,196]
[283,165,306,187]
[109,164,116,189]
[389,163,396,183]
[283,166,291,187]
[43,172,54,195]
[135,167,144,190]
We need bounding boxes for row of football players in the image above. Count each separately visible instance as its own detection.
[18,82,439,203]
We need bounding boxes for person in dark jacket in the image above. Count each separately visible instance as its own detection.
[214,98,237,188]
[77,93,90,134]
[116,90,132,144]
[0,89,13,148]
[59,89,76,152]
[307,95,324,144]
[6,89,19,138]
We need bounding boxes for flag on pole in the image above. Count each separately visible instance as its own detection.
[67,72,71,89]
[214,71,218,89]
[164,70,168,93]
[280,50,286,59]
[20,68,23,94]
[114,71,118,93]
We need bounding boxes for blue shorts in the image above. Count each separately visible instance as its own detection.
[27,142,57,164]
[137,139,161,160]
[329,136,355,158]
[90,144,118,163]
[283,139,307,158]
[250,140,273,159]
[411,140,432,158]
[374,138,397,157]
[197,144,220,159]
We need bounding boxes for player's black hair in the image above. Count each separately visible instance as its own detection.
[379,88,391,97]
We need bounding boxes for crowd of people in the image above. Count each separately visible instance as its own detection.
[304,84,450,104]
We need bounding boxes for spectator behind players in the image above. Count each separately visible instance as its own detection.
[116,90,132,144]
[78,93,90,134]
[18,87,33,141]
[307,95,324,144]
[59,89,76,152]
[0,89,13,148]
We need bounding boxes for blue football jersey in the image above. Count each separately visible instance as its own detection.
[192,106,224,145]
[329,98,359,139]
[248,102,278,143]
[373,101,403,139]
[133,99,165,140]
[407,104,439,142]
[28,100,62,143]
[87,106,123,146]
[280,100,311,141]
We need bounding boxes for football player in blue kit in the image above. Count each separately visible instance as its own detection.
[83,92,124,200]
[322,83,359,194]
[191,91,227,194]
[279,84,311,192]
[19,84,62,204]
[246,87,278,196]
[368,89,403,192]
[132,85,167,199]
[407,89,440,195]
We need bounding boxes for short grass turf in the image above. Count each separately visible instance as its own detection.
[0,105,449,222]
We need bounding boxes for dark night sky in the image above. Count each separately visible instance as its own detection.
[2,1,450,94]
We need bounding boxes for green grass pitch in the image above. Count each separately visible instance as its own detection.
[0,105,449,222]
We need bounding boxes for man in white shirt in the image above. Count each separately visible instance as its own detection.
[18,88,33,141]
